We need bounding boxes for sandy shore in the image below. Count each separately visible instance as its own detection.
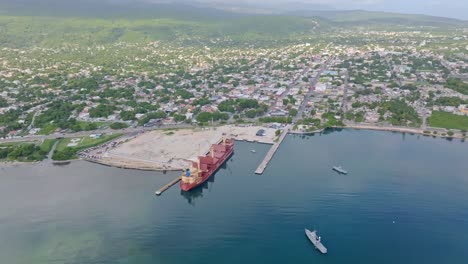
[88,125,276,171]
[0,160,41,167]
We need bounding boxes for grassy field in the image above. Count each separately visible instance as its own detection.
[38,124,58,135]
[56,133,122,151]
[0,140,54,162]
[39,139,57,153]
[38,122,109,135]
[0,142,25,147]
[428,111,468,130]
[53,133,123,160]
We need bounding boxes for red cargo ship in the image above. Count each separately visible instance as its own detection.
[180,138,234,192]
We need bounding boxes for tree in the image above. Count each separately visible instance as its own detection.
[89,104,117,118]
[173,114,186,122]
[110,122,128,129]
[0,97,8,107]
[218,100,236,113]
[289,108,298,117]
[446,78,468,95]
[176,89,194,99]
[245,109,258,118]
[196,111,228,123]
[52,147,76,161]
[237,99,259,110]
[120,111,136,121]
[192,97,211,106]
[84,123,98,131]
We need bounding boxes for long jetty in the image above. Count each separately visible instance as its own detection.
[255,125,290,175]
[155,176,181,196]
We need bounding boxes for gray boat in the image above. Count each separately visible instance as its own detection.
[332,166,348,174]
[305,229,327,254]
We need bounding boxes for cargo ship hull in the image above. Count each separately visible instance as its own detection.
[180,139,234,192]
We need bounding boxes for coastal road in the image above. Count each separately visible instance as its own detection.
[0,123,194,144]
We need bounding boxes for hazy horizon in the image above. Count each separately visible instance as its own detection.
[1,0,467,20]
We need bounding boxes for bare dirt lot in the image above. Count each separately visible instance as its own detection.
[95,125,276,170]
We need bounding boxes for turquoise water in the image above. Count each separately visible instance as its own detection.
[0,129,467,264]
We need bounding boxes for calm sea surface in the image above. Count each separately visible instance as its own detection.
[1,129,467,264]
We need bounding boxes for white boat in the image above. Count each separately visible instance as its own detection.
[305,229,327,254]
[251,149,256,153]
[332,166,348,174]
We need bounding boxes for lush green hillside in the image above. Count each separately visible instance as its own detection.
[0,14,330,48]
[286,10,467,27]
[0,2,464,48]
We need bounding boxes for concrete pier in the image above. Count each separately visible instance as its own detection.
[155,176,181,196]
[255,125,290,175]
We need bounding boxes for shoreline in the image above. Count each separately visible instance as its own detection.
[83,138,275,172]
[1,125,465,169]
[342,124,466,140]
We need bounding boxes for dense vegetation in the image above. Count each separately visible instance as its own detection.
[109,122,129,130]
[259,116,292,124]
[0,143,47,161]
[52,147,76,161]
[446,79,468,95]
[218,99,268,118]
[380,99,421,126]
[138,111,167,126]
[432,96,467,107]
[52,134,122,161]
[196,112,229,123]
[0,97,8,107]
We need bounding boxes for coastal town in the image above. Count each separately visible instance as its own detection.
[0,29,467,164]
[2,1,468,263]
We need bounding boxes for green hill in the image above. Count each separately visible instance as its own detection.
[0,1,464,48]
[285,10,467,27]
[0,14,331,48]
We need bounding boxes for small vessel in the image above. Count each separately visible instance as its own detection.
[305,229,327,254]
[180,138,234,192]
[332,166,348,174]
[251,149,256,153]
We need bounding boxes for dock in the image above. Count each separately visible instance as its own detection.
[255,125,290,174]
[155,176,181,196]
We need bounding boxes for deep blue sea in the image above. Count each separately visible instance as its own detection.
[1,129,467,264]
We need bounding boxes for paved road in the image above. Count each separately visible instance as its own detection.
[270,59,316,111]
[26,111,39,131]
[47,140,60,161]
[341,69,350,114]
[0,123,194,143]
[385,57,402,86]
[293,59,331,123]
